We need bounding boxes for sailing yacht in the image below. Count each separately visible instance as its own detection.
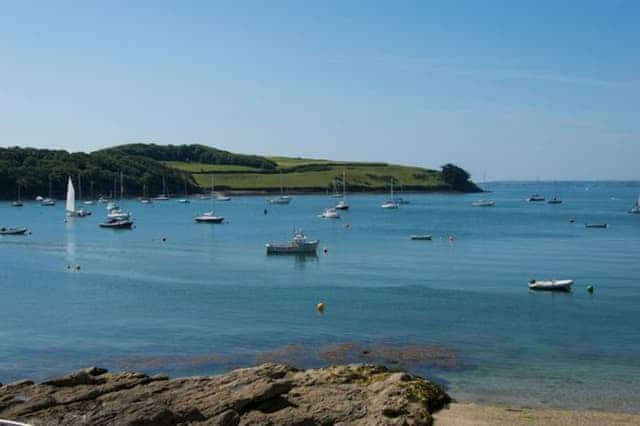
[210,175,231,201]
[178,177,190,203]
[630,194,640,214]
[269,172,292,204]
[11,182,23,207]
[41,176,56,206]
[195,175,224,223]
[381,179,399,209]
[330,179,342,198]
[154,177,170,200]
[335,170,349,210]
[139,184,152,204]
[65,177,91,217]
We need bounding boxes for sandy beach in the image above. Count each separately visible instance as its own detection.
[434,402,640,425]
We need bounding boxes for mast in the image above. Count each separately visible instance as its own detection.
[391,178,394,200]
[17,181,21,202]
[120,171,124,200]
[90,180,94,200]
[210,175,215,209]
[162,176,167,196]
[343,169,347,199]
[49,176,53,199]
[78,173,83,202]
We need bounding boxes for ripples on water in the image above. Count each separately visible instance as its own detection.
[0,181,639,412]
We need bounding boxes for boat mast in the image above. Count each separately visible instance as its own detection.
[49,175,53,199]
[78,173,83,202]
[343,169,347,200]
[120,171,124,201]
[17,181,21,202]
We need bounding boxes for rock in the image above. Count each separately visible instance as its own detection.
[0,363,449,425]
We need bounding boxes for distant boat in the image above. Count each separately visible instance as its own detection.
[216,194,231,201]
[472,199,495,207]
[11,182,23,207]
[195,175,224,223]
[320,207,340,219]
[585,223,608,229]
[335,170,349,210]
[266,229,318,255]
[140,184,152,204]
[548,196,562,204]
[99,218,134,229]
[41,176,56,206]
[65,177,91,217]
[629,194,640,214]
[528,279,573,292]
[410,235,432,240]
[0,227,28,235]
[381,179,399,209]
[527,194,545,202]
[269,172,292,204]
[178,176,190,203]
[330,178,342,198]
[154,176,170,200]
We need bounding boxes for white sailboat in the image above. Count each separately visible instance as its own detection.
[154,177,170,200]
[210,175,231,201]
[41,176,56,206]
[269,172,292,204]
[335,170,349,210]
[381,178,399,209]
[11,182,23,207]
[195,175,224,223]
[66,177,91,217]
[630,194,640,214]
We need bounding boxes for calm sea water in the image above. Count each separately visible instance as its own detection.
[1,182,639,412]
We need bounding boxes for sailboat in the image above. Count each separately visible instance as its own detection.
[81,176,95,205]
[330,178,342,198]
[66,177,91,217]
[335,170,349,210]
[139,184,152,204]
[11,182,23,207]
[381,179,399,209]
[178,176,190,203]
[101,172,133,228]
[395,183,410,204]
[269,172,292,204]
[154,177,170,200]
[41,176,56,206]
[629,194,640,214]
[195,175,224,223]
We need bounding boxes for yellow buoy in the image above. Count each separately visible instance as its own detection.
[316,302,325,313]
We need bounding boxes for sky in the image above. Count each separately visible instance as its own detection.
[1,1,639,180]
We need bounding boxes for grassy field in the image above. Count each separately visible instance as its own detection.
[184,157,444,191]
[163,161,263,173]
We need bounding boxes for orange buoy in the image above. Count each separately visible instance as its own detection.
[316,302,325,313]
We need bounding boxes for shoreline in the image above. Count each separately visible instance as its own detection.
[434,402,640,425]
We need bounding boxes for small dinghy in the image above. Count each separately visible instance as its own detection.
[585,223,608,229]
[528,279,573,292]
[410,235,432,240]
[0,227,28,235]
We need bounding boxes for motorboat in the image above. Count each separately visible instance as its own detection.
[410,235,432,240]
[266,230,319,255]
[320,208,340,219]
[472,199,495,207]
[178,198,190,204]
[547,197,562,204]
[335,199,349,210]
[585,223,608,229]
[195,211,224,223]
[527,194,545,202]
[107,209,131,221]
[0,227,28,235]
[216,195,231,201]
[41,198,56,206]
[99,218,134,229]
[11,201,23,207]
[528,279,573,292]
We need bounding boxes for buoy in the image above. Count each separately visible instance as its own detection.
[569,218,576,223]
[66,265,71,270]
[448,235,455,242]
[323,247,328,255]
[75,265,81,271]
[161,237,166,242]
[345,223,351,229]
[264,208,268,215]
[316,302,325,313]
[587,285,594,294]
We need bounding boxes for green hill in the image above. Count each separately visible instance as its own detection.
[0,144,480,200]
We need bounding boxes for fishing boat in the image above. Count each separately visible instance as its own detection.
[528,279,573,292]
[585,223,608,229]
[266,230,319,255]
[320,208,340,219]
[269,172,292,204]
[154,177,170,200]
[65,177,91,217]
[0,227,28,235]
[99,218,134,229]
[381,179,399,209]
[11,182,23,207]
[334,170,349,210]
[410,235,432,240]
[629,194,640,214]
[527,194,545,202]
[195,176,224,223]
[472,199,495,207]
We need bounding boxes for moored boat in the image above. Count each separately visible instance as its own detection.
[410,235,432,240]
[547,197,562,204]
[472,199,495,207]
[0,227,28,235]
[195,211,224,223]
[527,194,545,202]
[381,179,399,209]
[266,230,319,255]
[629,194,640,214]
[320,208,340,219]
[99,218,134,229]
[269,172,292,204]
[585,223,608,228]
[528,279,573,292]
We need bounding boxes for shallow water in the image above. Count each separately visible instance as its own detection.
[1,182,639,412]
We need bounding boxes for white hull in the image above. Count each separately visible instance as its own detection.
[529,279,573,291]
[472,200,495,207]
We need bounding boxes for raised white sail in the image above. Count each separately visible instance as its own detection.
[66,177,76,214]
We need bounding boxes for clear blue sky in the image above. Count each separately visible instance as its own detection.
[1,1,638,180]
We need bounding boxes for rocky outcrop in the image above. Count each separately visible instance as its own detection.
[0,363,450,425]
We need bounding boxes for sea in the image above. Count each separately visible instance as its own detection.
[1,181,639,412]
